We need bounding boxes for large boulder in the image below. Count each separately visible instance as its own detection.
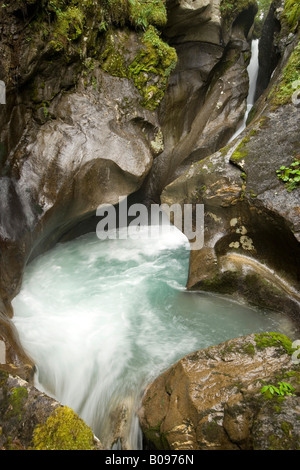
[0,370,103,450]
[139,333,300,450]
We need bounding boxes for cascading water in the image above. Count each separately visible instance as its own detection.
[229,39,260,142]
[12,222,297,450]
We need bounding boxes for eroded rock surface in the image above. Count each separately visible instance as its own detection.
[161,102,300,316]
[143,0,258,198]
[139,333,300,450]
[161,2,300,317]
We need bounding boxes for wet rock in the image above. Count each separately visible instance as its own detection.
[252,396,300,450]
[0,3,161,369]
[142,0,257,200]
[254,0,281,101]
[161,24,300,318]
[0,370,103,450]
[165,0,222,45]
[139,333,300,450]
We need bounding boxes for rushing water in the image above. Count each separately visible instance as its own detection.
[229,39,259,142]
[12,223,297,449]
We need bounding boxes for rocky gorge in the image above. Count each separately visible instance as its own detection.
[0,0,300,451]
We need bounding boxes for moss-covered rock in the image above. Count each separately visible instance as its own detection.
[252,396,300,450]
[282,0,300,31]
[99,25,177,110]
[139,333,300,450]
[269,41,300,107]
[128,26,177,110]
[32,406,97,450]
[254,332,295,355]
[0,372,102,450]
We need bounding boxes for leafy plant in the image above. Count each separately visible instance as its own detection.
[276,159,300,192]
[261,381,296,398]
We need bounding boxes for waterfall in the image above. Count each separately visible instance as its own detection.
[229,39,259,142]
[11,223,297,450]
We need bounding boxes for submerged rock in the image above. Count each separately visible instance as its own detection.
[139,333,300,450]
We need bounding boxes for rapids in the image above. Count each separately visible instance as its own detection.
[12,224,297,449]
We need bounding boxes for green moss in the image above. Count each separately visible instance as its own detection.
[0,370,9,386]
[14,0,175,111]
[270,41,300,107]
[230,136,250,162]
[101,32,128,77]
[202,419,221,441]
[8,387,28,420]
[220,0,257,25]
[143,421,165,449]
[100,0,167,30]
[129,0,167,29]
[242,342,256,356]
[53,6,85,41]
[282,0,300,31]
[128,25,177,110]
[281,421,293,436]
[253,0,272,38]
[32,406,96,450]
[99,24,176,109]
[254,332,294,355]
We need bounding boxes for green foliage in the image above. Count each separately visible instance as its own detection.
[99,24,177,109]
[282,0,300,30]
[220,0,257,25]
[261,381,296,398]
[276,159,300,192]
[99,0,167,30]
[128,0,167,30]
[10,0,174,110]
[54,6,85,41]
[128,25,177,109]
[32,406,96,450]
[100,32,128,77]
[270,41,300,106]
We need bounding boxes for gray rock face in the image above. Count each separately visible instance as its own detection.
[139,333,300,450]
[0,73,156,369]
[161,102,300,317]
[161,11,300,318]
[165,0,222,45]
[143,0,257,200]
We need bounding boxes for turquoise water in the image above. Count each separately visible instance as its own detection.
[12,225,296,449]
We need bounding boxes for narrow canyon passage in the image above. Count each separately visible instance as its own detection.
[11,223,297,450]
